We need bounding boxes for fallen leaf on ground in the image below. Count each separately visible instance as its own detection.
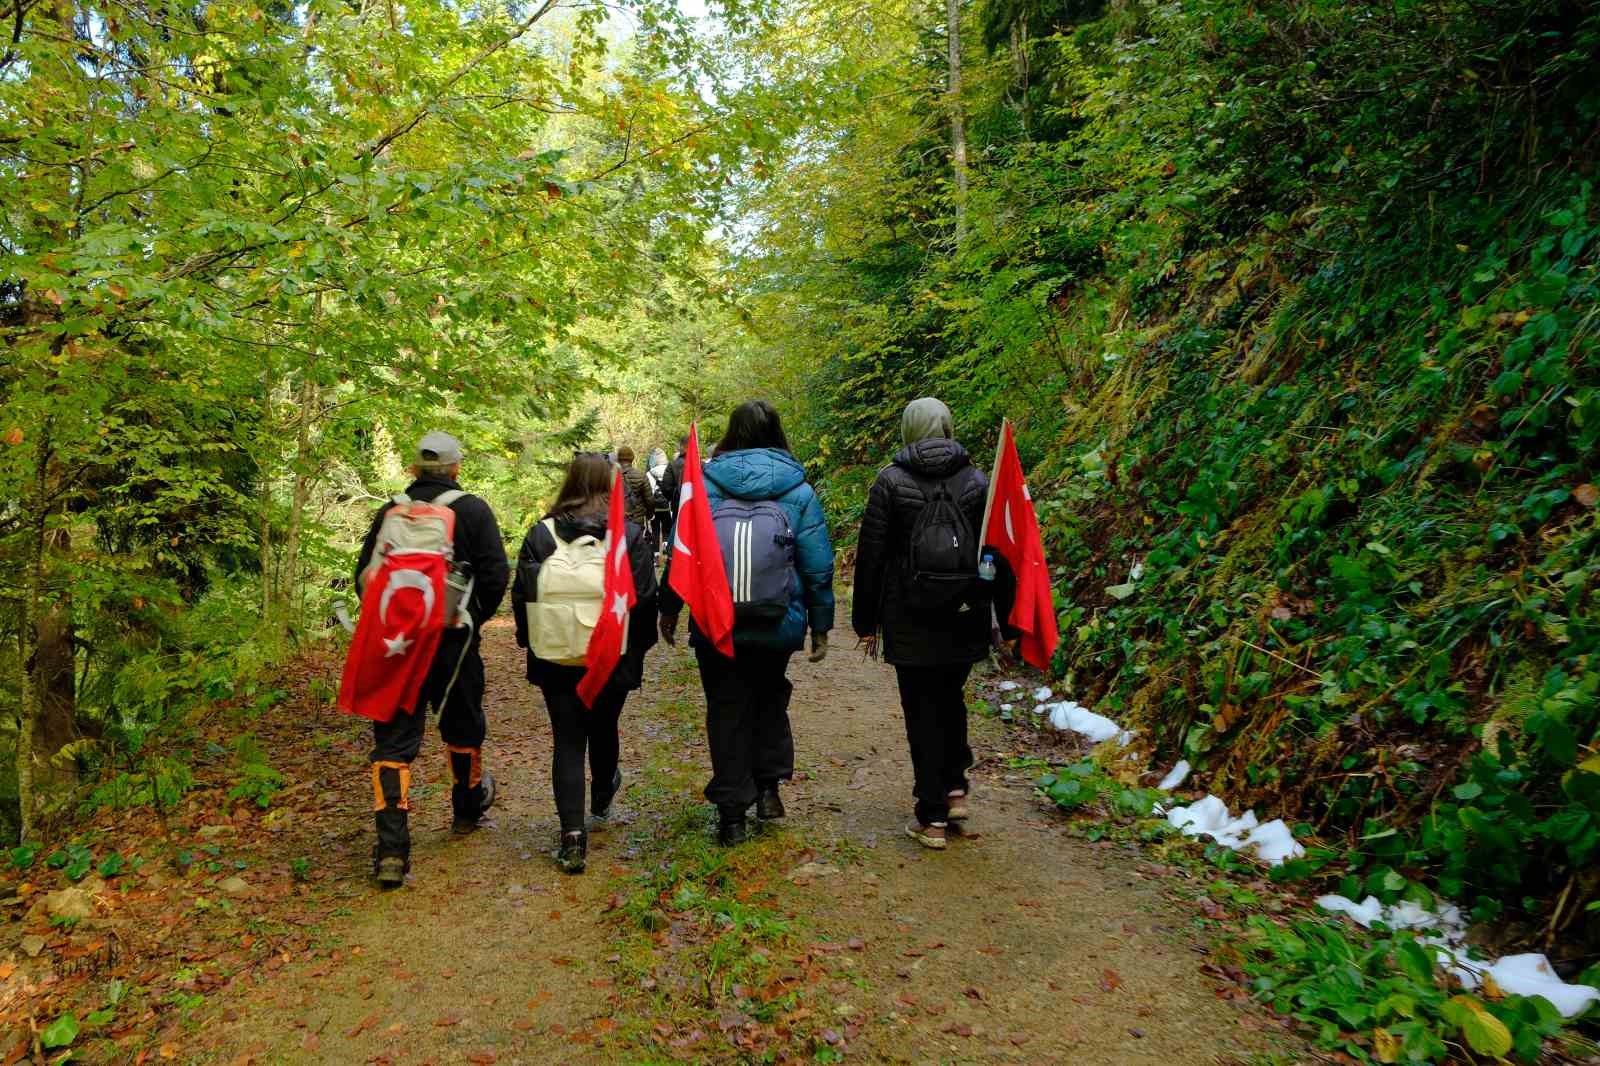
[344,1013,380,1038]
[1100,968,1124,992]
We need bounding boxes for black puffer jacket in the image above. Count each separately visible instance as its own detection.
[853,438,1008,666]
[511,512,659,691]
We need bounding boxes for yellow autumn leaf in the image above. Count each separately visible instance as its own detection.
[1372,1027,1400,1063]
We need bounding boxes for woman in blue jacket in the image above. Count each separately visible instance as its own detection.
[659,401,835,845]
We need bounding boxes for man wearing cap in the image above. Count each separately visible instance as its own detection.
[354,431,510,885]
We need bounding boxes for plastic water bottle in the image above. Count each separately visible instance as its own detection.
[977,552,996,582]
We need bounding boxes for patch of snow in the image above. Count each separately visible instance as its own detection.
[997,680,1020,691]
[1315,897,1598,1017]
[1482,955,1600,1019]
[1032,686,1053,702]
[999,703,1014,712]
[1157,760,1191,791]
[1046,702,1124,744]
[1130,561,1144,580]
[1166,794,1303,866]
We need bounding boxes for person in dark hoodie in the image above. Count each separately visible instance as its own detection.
[512,453,659,873]
[853,399,1012,850]
[659,401,835,845]
[355,431,510,886]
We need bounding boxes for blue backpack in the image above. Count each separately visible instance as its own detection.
[713,499,797,622]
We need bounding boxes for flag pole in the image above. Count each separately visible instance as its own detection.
[978,418,1008,547]
[979,419,1009,648]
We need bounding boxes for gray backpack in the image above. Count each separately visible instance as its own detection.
[713,499,797,622]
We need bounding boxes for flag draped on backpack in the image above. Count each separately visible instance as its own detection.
[577,473,636,707]
[339,551,449,722]
[667,424,736,657]
[980,420,1060,670]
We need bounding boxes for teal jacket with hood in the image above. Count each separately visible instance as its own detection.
[661,447,835,653]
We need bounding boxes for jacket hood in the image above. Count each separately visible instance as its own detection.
[550,511,607,540]
[704,448,807,500]
[893,437,972,479]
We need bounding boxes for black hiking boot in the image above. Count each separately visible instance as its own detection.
[592,768,624,822]
[374,855,407,888]
[557,830,588,874]
[717,809,749,847]
[756,785,785,821]
[452,771,496,835]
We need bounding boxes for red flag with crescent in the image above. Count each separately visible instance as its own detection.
[577,472,636,707]
[666,424,735,657]
[979,420,1060,671]
[338,551,449,722]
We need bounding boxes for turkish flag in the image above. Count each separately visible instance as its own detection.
[338,552,448,722]
[577,472,637,707]
[666,424,735,657]
[980,420,1060,671]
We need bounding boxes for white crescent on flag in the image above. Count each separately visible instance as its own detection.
[1004,501,1014,543]
[379,568,436,624]
[674,482,694,555]
[613,531,629,574]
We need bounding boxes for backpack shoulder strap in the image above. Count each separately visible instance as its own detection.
[433,489,466,507]
[541,516,567,548]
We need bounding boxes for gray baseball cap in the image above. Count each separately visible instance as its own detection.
[417,431,463,465]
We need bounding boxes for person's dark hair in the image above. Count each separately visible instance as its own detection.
[548,453,613,518]
[716,400,790,455]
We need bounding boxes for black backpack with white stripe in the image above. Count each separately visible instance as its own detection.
[712,499,797,623]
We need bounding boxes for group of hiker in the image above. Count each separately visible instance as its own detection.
[347,399,1016,887]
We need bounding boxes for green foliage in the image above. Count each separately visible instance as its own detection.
[84,759,195,815]
[1036,757,1164,820]
[1245,918,1570,1064]
[726,0,1600,955]
[46,842,95,882]
[40,1012,79,1049]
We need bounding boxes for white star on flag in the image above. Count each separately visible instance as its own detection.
[610,592,629,624]
[383,631,413,658]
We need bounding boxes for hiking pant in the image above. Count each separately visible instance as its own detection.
[369,631,491,861]
[696,646,795,814]
[541,680,627,833]
[895,663,974,825]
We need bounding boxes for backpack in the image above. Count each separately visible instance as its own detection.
[903,477,979,610]
[526,518,608,666]
[713,499,797,623]
[360,490,473,629]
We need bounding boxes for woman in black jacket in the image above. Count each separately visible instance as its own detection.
[512,454,659,873]
[853,398,1011,850]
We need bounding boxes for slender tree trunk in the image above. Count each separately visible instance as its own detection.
[279,377,319,635]
[16,491,43,845]
[946,0,969,247]
[1010,14,1032,139]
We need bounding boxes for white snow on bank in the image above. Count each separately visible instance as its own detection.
[1045,701,1127,744]
[994,672,1600,1018]
[1000,703,1014,713]
[1166,795,1305,866]
[1315,895,1600,1017]
[1157,760,1191,790]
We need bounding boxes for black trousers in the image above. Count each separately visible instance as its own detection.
[695,646,795,812]
[541,680,627,833]
[370,631,489,858]
[894,663,974,824]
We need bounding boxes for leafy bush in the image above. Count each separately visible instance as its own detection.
[1244,918,1572,1064]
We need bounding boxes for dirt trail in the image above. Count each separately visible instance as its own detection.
[198,616,1293,1065]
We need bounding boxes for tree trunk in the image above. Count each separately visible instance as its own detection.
[946,0,969,247]
[16,488,42,845]
[279,377,320,635]
[1010,14,1032,139]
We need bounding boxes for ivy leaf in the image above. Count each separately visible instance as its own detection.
[41,1013,79,1048]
